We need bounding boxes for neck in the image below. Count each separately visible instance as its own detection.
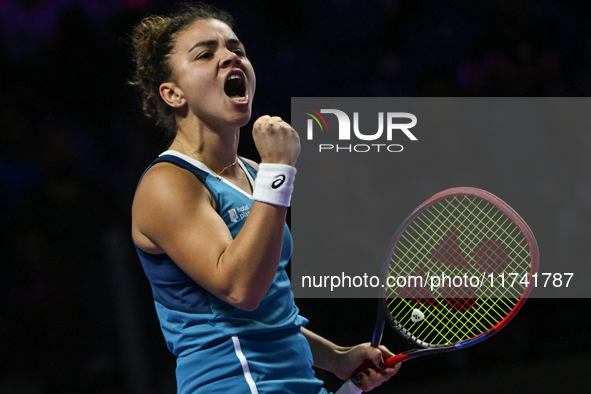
[173,123,240,177]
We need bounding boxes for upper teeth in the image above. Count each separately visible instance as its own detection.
[229,74,241,80]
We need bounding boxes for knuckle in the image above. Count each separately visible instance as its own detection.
[253,120,265,130]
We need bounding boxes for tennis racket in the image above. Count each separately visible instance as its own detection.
[336,187,539,394]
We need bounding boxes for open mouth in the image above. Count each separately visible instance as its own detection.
[224,72,247,103]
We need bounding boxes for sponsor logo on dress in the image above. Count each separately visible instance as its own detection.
[228,205,250,222]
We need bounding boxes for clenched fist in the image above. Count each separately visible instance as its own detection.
[252,116,300,166]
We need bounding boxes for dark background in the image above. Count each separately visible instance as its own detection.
[0,0,590,393]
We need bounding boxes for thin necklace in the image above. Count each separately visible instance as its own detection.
[176,140,237,180]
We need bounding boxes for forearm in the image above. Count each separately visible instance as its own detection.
[214,115,298,309]
[301,326,399,387]
[216,201,288,309]
[301,327,350,373]
[215,159,296,309]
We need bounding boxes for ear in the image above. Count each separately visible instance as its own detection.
[159,82,185,108]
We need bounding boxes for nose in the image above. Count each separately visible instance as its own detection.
[220,50,242,68]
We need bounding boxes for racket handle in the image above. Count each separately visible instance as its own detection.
[335,379,362,394]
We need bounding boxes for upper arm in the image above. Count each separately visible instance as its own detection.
[132,163,235,299]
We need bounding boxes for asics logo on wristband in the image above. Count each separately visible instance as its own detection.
[253,164,295,207]
[272,175,286,189]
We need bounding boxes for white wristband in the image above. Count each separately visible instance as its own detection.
[252,163,296,207]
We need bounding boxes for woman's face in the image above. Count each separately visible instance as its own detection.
[166,18,256,130]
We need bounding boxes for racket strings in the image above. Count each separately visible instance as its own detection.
[389,297,517,346]
[388,196,530,298]
[436,197,530,277]
[385,195,533,346]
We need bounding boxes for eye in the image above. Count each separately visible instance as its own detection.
[233,49,246,57]
[196,52,213,60]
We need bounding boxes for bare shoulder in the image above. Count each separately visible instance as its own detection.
[133,162,212,212]
[132,162,213,253]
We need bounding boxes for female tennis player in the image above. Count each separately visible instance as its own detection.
[130,3,400,393]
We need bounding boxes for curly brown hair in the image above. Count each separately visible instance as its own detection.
[129,2,234,138]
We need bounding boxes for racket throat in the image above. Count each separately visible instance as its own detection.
[371,320,385,347]
[371,300,386,347]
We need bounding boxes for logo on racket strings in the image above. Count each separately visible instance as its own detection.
[272,175,286,189]
[411,309,425,323]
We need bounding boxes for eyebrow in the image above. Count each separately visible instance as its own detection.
[187,38,243,53]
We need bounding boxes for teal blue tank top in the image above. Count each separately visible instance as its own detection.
[134,151,307,355]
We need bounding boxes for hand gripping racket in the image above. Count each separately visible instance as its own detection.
[336,187,539,394]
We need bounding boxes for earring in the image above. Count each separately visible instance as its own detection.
[177,99,183,104]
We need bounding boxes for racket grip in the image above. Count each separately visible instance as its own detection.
[335,379,362,394]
